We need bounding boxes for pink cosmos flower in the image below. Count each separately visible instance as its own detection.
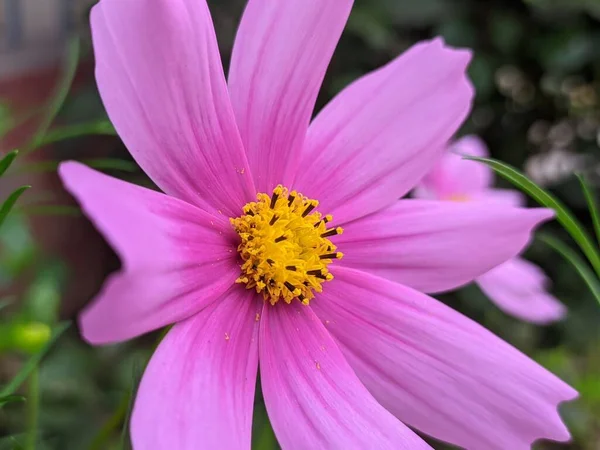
[59,1,576,448]
[414,135,567,324]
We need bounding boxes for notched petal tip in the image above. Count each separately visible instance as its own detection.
[314,267,578,449]
[535,387,578,445]
[425,35,473,68]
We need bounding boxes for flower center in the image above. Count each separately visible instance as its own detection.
[445,193,471,202]
[230,185,343,306]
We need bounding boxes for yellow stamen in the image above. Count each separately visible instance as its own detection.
[230,185,343,305]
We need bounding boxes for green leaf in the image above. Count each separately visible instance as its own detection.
[0,433,26,450]
[88,392,131,450]
[37,120,117,147]
[538,233,600,305]
[0,186,31,230]
[18,205,81,217]
[24,38,80,154]
[18,158,137,175]
[466,156,600,278]
[119,359,143,450]
[577,174,600,247]
[0,394,25,407]
[0,150,18,177]
[0,322,70,398]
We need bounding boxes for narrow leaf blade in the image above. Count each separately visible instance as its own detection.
[0,186,31,230]
[577,174,600,247]
[538,233,600,305]
[0,150,18,177]
[466,156,600,278]
[0,394,25,407]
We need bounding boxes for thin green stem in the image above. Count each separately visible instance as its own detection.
[23,38,80,155]
[88,393,130,450]
[0,322,70,397]
[15,158,137,175]
[18,205,82,217]
[35,121,117,147]
[25,368,39,450]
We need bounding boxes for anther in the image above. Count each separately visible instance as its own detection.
[320,252,342,260]
[288,194,296,207]
[302,202,317,217]
[267,259,275,266]
[307,269,325,276]
[270,192,279,209]
[321,227,343,238]
[275,235,287,243]
[269,214,279,225]
[284,281,300,295]
[286,266,297,271]
[315,215,332,227]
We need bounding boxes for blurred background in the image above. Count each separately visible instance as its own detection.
[0,0,599,448]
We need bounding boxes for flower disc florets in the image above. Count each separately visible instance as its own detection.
[230,185,343,305]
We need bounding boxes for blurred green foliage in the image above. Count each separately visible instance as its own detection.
[1,0,600,448]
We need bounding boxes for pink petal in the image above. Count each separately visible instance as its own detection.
[453,134,489,158]
[476,189,526,207]
[416,135,492,200]
[259,301,430,450]
[337,199,554,294]
[228,0,352,192]
[91,0,254,217]
[131,287,260,450]
[312,267,577,450]
[59,162,239,344]
[414,135,528,206]
[294,38,474,224]
[477,258,566,324]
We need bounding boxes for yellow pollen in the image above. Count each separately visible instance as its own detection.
[230,185,343,306]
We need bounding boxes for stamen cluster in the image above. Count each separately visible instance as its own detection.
[230,185,343,305]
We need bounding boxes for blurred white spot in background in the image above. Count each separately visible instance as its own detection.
[525,148,594,187]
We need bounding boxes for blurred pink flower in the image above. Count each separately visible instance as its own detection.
[60,1,575,449]
[415,135,567,324]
